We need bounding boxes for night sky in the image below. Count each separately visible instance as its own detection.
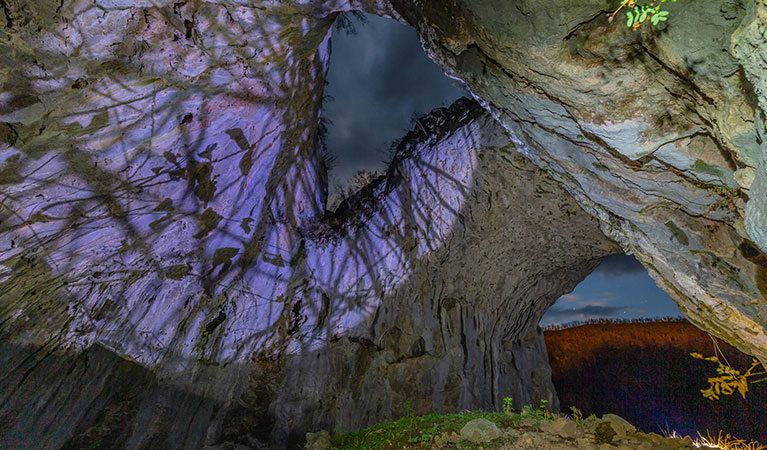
[322,13,467,199]
[322,13,683,326]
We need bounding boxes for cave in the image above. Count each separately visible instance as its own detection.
[1,0,766,449]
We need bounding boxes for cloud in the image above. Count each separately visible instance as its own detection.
[323,13,467,197]
[556,292,615,308]
[594,254,646,277]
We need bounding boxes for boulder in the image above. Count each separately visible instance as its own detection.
[601,414,636,437]
[594,421,617,444]
[541,418,578,438]
[460,418,501,443]
[304,430,331,450]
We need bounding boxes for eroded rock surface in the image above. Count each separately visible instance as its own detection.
[395,0,767,362]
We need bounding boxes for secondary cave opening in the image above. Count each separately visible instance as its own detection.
[540,253,767,441]
[321,11,467,211]
[540,253,682,327]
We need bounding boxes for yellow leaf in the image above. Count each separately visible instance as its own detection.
[737,378,749,399]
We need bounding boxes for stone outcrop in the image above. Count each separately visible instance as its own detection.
[2,0,767,448]
[395,0,767,363]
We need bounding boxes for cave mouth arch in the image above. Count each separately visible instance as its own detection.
[540,253,767,442]
[2,1,766,448]
[540,253,682,328]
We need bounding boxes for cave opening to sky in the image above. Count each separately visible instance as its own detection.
[322,12,467,208]
[540,254,683,327]
[322,12,682,326]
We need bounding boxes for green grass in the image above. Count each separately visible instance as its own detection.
[327,400,554,450]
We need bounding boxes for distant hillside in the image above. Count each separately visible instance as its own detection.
[544,317,767,442]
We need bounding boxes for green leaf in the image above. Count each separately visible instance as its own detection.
[651,9,669,25]
[626,10,634,27]
[639,4,651,22]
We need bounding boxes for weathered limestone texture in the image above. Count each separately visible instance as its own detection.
[393,0,767,363]
[0,2,615,447]
[264,99,616,443]
[732,0,767,260]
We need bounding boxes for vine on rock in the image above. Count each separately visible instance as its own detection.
[608,0,677,28]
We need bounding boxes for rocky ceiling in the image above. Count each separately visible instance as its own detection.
[392,0,767,365]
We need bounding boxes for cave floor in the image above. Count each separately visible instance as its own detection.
[313,410,715,450]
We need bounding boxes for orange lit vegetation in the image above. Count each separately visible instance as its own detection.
[664,429,765,450]
[545,318,766,445]
[692,430,766,450]
[690,335,767,401]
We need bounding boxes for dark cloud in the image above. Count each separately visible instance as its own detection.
[323,13,467,197]
[542,304,628,322]
[594,254,646,277]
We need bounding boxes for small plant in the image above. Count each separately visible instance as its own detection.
[690,334,767,400]
[404,400,414,418]
[537,399,552,419]
[502,396,514,414]
[569,406,584,424]
[516,399,553,422]
[608,0,677,29]
[406,433,431,444]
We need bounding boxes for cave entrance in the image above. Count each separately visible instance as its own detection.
[322,11,467,210]
[539,253,687,433]
[539,254,766,441]
[540,253,682,327]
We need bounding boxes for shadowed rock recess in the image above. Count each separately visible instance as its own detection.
[0,0,764,448]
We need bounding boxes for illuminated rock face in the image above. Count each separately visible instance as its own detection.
[0,2,614,447]
[1,0,766,447]
[396,0,767,363]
